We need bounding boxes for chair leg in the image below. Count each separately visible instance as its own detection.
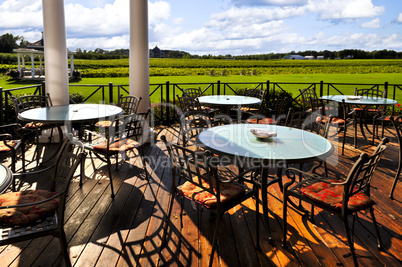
[343,215,359,266]
[140,147,149,180]
[107,158,115,199]
[162,189,176,245]
[255,188,260,250]
[58,230,72,267]
[282,193,289,248]
[390,160,401,199]
[209,213,220,267]
[369,207,383,250]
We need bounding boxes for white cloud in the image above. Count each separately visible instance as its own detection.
[310,0,385,20]
[232,0,307,6]
[361,18,380,28]
[0,0,42,29]
[395,13,402,24]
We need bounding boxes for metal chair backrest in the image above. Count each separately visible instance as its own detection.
[285,108,313,129]
[354,87,384,98]
[179,111,211,147]
[182,88,202,99]
[258,97,288,119]
[13,94,52,116]
[244,88,265,100]
[107,111,149,145]
[162,136,220,202]
[343,138,388,204]
[118,95,142,115]
[177,95,204,113]
[299,88,318,111]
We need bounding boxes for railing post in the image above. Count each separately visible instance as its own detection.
[41,81,46,96]
[217,80,221,95]
[166,81,170,125]
[384,82,388,98]
[0,87,3,126]
[109,82,114,104]
[266,80,270,100]
[320,81,324,97]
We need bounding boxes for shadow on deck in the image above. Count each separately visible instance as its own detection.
[0,124,401,267]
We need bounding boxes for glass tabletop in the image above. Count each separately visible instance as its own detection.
[320,95,398,105]
[0,164,12,194]
[197,124,334,164]
[197,95,261,106]
[19,104,123,123]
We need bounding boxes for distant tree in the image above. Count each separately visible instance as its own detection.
[0,33,19,53]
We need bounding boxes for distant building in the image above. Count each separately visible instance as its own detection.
[149,46,169,58]
[13,34,75,80]
[282,55,306,60]
[305,55,315,60]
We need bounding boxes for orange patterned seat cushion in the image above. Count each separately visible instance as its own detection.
[95,120,123,128]
[246,118,276,124]
[0,140,16,152]
[299,179,375,212]
[317,116,346,124]
[93,138,140,153]
[0,190,59,225]
[24,122,51,128]
[178,176,245,208]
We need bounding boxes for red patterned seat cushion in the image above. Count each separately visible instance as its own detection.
[178,176,245,208]
[0,140,16,152]
[0,190,59,225]
[95,120,123,128]
[93,138,140,153]
[317,116,346,124]
[299,179,375,212]
[246,118,276,124]
[24,122,51,128]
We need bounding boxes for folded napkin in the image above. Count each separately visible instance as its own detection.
[346,96,363,100]
[250,128,277,138]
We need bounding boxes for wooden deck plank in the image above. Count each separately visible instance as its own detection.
[0,124,401,266]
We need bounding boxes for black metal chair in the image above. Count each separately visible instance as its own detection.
[161,135,260,266]
[389,116,402,199]
[0,123,25,188]
[282,138,388,266]
[239,88,265,113]
[12,94,56,164]
[245,97,288,125]
[182,87,202,99]
[84,111,150,198]
[0,138,86,267]
[95,95,142,128]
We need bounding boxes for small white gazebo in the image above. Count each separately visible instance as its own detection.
[13,45,75,80]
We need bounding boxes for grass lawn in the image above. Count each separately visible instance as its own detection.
[1,73,401,103]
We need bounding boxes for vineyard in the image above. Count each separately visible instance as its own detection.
[1,58,402,78]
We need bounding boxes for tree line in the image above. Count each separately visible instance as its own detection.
[1,33,401,63]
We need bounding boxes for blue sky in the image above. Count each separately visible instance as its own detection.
[1,0,401,55]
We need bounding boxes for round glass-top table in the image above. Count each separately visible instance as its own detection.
[19,104,123,123]
[197,124,334,164]
[320,95,398,106]
[0,164,13,194]
[197,123,334,241]
[197,95,261,106]
[320,95,398,148]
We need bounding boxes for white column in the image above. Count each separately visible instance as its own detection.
[70,54,74,75]
[17,54,21,78]
[30,54,35,78]
[129,0,149,112]
[42,0,69,105]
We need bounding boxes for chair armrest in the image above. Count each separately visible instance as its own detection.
[0,191,62,209]
[285,167,346,188]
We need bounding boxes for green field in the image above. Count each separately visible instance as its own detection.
[1,58,401,103]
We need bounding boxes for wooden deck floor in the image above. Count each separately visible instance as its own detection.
[0,124,401,267]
